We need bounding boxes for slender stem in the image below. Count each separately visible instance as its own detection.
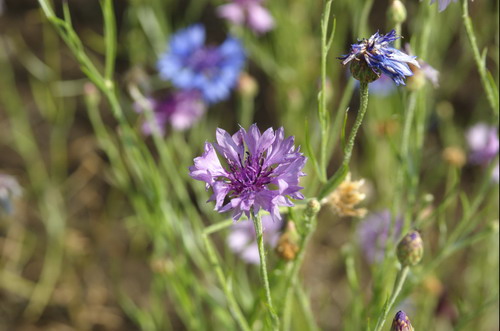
[295,283,319,331]
[462,0,498,115]
[251,211,280,329]
[342,82,369,166]
[394,22,402,49]
[373,266,410,331]
[281,213,318,329]
[317,81,370,200]
[319,0,335,182]
[202,232,251,331]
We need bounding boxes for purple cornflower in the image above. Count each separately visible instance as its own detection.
[157,24,246,104]
[189,124,306,221]
[217,0,275,35]
[357,210,403,264]
[227,214,282,264]
[0,174,22,215]
[430,0,458,12]
[340,30,420,86]
[135,90,205,136]
[466,124,499,165]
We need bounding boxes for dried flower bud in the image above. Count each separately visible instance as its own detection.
[388,0,407,24]
[391,311,413,331]
[276,221,300,261]
[397,230,423,266]
[305,198,321,218]
[328,173,367,218]
[442,146,466,168]
[350,60,380,84]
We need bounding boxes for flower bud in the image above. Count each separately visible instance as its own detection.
[388,0,407,24]
[350,60,380,84]
[237,72,258,98]
[397,230,423,266]
[305,198,321,218]
[391,311,413,331]
[442,146,466,168]
[275,221,300,261]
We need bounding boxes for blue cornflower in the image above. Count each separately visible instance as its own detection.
[339,30,420,86]
[157,24,246,104]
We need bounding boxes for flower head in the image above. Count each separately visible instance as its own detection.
[135,90,206,135]
[189,124,306,221]
[0,174,22,215]
[430,0,458,12]
[466,124,499,165]
[227,214,282,264]
[217,0,275,34]
[339,30,420,85]
[391,311,413,331]
[357,210,403,263]
[327,173,367,218]
[157,24,246,104]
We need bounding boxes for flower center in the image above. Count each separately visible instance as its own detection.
[227,152,273,196]
[187,47,223,75]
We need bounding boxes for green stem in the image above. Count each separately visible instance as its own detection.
[251,211,280,329]
[373,266,410,331]
[202,230,251,331]
[318,81,370,200]
[281,213,318,330]
[462,0,499,115]
[342,82,369,167]
[319,0,335,182]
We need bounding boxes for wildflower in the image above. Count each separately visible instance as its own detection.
[157,24,246,104]
[275,221,300,261]
[466,124,499,165]
[357,210,403,263]
[217,0,275,34]
[442,146,466,168]
[397,230,424,266]
[134,90,206,136]
[339,30,420,85]
[227,214,282,264]
[189,124,306,221]
[391,311,413,331]
[0,174,22,215]
[430,0,458,12]
[327,173,367,218]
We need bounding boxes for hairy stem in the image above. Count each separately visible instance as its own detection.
[251,211,279,329]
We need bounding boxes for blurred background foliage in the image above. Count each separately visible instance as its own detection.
[0,0,498,330]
